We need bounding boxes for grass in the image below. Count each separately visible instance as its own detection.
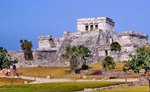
[89,62,125,71]
[16,62,141,79]
[17,62,125,77]
[0,78,32,87]
[17,67,104,79]
[96,86,148,92]
[0,81,125,92]
[0,62,140,79]
[18,67,69,78]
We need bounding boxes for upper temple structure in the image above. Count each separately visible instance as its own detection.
[37,17,148,62]
[8,16,149,67]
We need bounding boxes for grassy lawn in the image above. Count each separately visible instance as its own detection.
[17,62,124,77]
[18,66,105,79]
[0,78,32,87]
[16,62,141,79]
[96,86,148,92]
[18,67,69,78]
[0,82,125,92]
[90,62,125,71]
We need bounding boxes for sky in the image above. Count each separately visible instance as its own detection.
[0,0,150,50]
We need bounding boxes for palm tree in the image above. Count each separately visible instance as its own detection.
[77,45,91,66]
[20,39,33,60]
[61,46,80,73]
[102,56,116,72]
[77,45,91,70]
[61,45,91,73]
[110,42,121,52]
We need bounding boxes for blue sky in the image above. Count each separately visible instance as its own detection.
[0,0,150,50]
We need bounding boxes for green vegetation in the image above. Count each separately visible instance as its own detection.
[110,42,121,51]
[102,56,116,72]
[96,86,148,92]
[123,45,150,75]
[0,47,17,70]
[61,45,91,73]
[77,45,91,64]
[0,82,124,92]
[20,40,33,60]
[16,62,141,79]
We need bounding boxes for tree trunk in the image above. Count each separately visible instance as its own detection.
[71,70,75,74]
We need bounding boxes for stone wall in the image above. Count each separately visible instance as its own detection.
[8,50,69,67]
[77,78,149,92]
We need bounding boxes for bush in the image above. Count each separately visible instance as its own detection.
[81,64,89,70]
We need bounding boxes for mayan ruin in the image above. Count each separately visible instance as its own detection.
[38,17,148,62]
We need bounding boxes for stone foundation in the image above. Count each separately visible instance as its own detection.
[8,50,69,67]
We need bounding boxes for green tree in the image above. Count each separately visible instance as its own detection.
[20,40,33,60]
[124,46,150,74]
[77,45,91,69]
[61,45,91,73]
[0,47,17,70]
[102,56,116,72]
[123,62,130,73]
[61,46,80,73]
[110,42,121,51]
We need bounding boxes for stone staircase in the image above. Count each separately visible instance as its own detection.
[53,34,72,62]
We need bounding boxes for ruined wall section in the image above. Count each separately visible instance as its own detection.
[8,50,68,67]
[111,31,149,61]
[118,31,148,52]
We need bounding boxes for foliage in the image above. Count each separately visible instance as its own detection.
[61,45,91,72]
[110,42,121,51]
[123,63,129,73]
[77,45,91,64]
[81,63,89,70]
[124,45,150,74]
[102,56,116,71]
[70,55,80,71]
[0,47,17,70]
[61,46,80,72]
[20,39,33,60]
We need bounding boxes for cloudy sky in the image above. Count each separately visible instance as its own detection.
[0,0,150,50]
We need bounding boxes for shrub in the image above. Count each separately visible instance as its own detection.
[81,64,89,70]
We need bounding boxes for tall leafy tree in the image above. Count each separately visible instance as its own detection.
[77,45,91,70]
[123,46,150,75]
[110,42,121,51]
[0,47,17,70]
[61,46,80,73]
[20,40,33,60]
[102,56,116,72]
[61,45,91,73]
[77,45,91,63]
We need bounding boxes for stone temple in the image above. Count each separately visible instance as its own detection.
[9,17,149,67]
[38,17,148,62]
